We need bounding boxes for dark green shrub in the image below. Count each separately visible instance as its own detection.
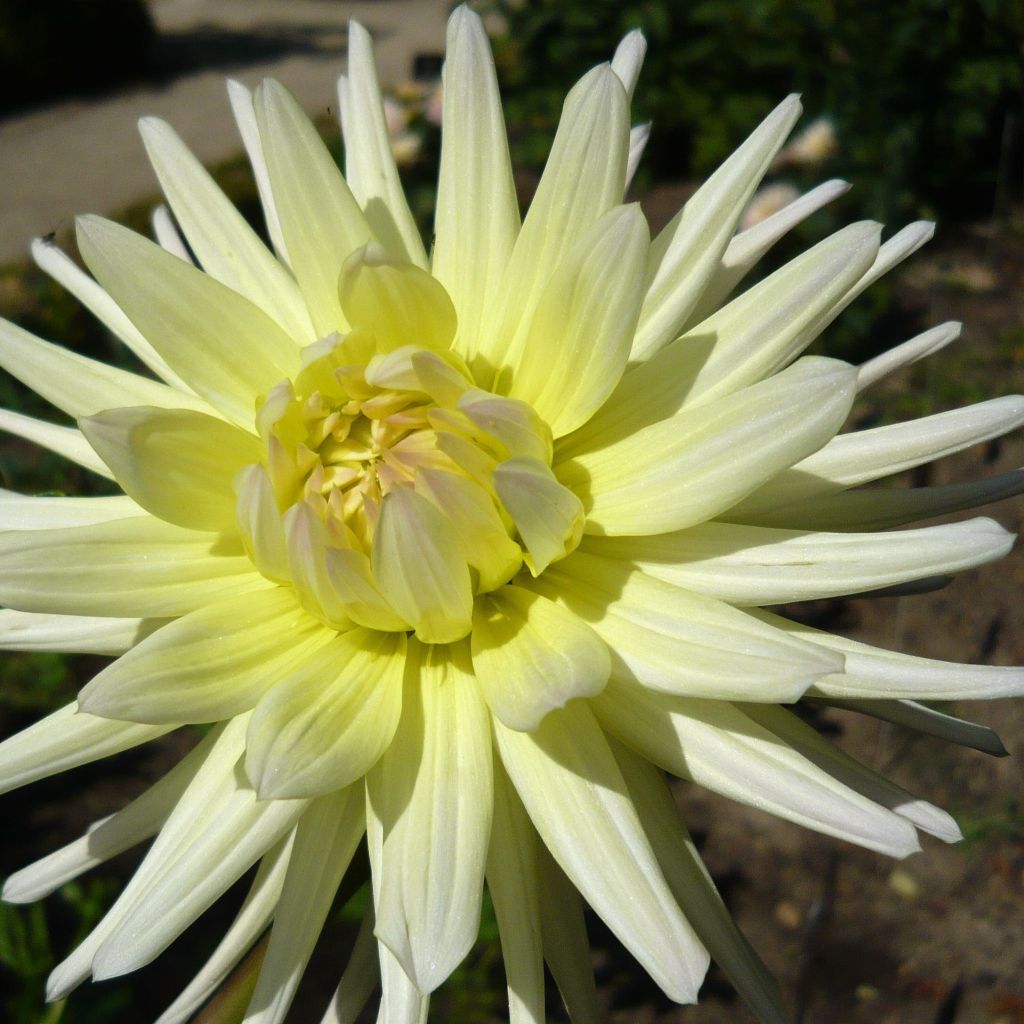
[486,0,1023,223]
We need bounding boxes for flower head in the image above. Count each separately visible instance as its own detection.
[1,8,1022,1023]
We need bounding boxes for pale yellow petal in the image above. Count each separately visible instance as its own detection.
[0,516,267,618]
[342,21,427,267]
[255,79,373,337]
[76,216,299,428]
[371,486,473,643]
[472,585,610,731]
[494,701,709,1003]
[493,457,584,575]
[235,464,290,581]
[432,6,520,364]
[415,468,522,592]
[78,587,334,723]
[338,244,456,352]
[504,204,649,437]
[139,117,314,342]
[478,64,629,380]
[557,357,856,536]
[245,628,406,799]
[81,406,262,531]
[367,641,492,993]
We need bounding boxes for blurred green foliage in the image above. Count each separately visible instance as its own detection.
[486,0,1023,224]
[0,0,155,115]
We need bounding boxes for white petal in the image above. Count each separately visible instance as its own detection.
[610,30,646,100]
[0,703,169,798]
[734,466,1024,531]
[625,122,650,191]
[367,641,492,993]
[92,751,308,979]
[611,740,789,1024]
[318,912,380,1024]
[557,357,856,536]
[47,718,247,1000]
[744,704,962,842]
[818,698,1007,757]
[0,315,211,421]
[569,222,877,450]
[3,728,216,902]
[432,6,520,366]
[537,550,842,701]
[377,942,429,1024]
[685,178,852,326]
[857,321,961,391]
[820,220,935,329]
[343,22,426,267]
[495,701,709,1003]
[487,758,545,1024]
[0,609,159,655]
[536,848,599,1024]
[227,79,291,265]
[594,680,920,857]
[0,408,112,478]
[155,835,294,1024]
[588,517,1015,605]
[634,95,802,359]
[243,788,365,1024]
[729,394,1024,518]
[614,221,880,421]
[0,491,144,531]
[151,204,193,262]
[31,236,188,389]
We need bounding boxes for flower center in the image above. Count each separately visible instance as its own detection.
[235,328,585,644]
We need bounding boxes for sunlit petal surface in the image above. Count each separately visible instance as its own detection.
[0,7,1020,1022]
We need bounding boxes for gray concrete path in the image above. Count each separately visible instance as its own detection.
[0,0,450,263]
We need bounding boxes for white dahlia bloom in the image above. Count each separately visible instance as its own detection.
[1,8,1022,1023]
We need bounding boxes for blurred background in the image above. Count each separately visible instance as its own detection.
[0,1,1022,1022]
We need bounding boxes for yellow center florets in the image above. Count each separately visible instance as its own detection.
[235,307,585,644]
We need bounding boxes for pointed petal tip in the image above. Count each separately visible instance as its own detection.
[1,875,28,904]
[447,2,483,36]
[90,945,136,983]
[45,967,79,1004]
[225,77,251,101]
[137,114,165,136]
[898,800,964,843]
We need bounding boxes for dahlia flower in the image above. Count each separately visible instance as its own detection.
[1,7,1021,1023]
